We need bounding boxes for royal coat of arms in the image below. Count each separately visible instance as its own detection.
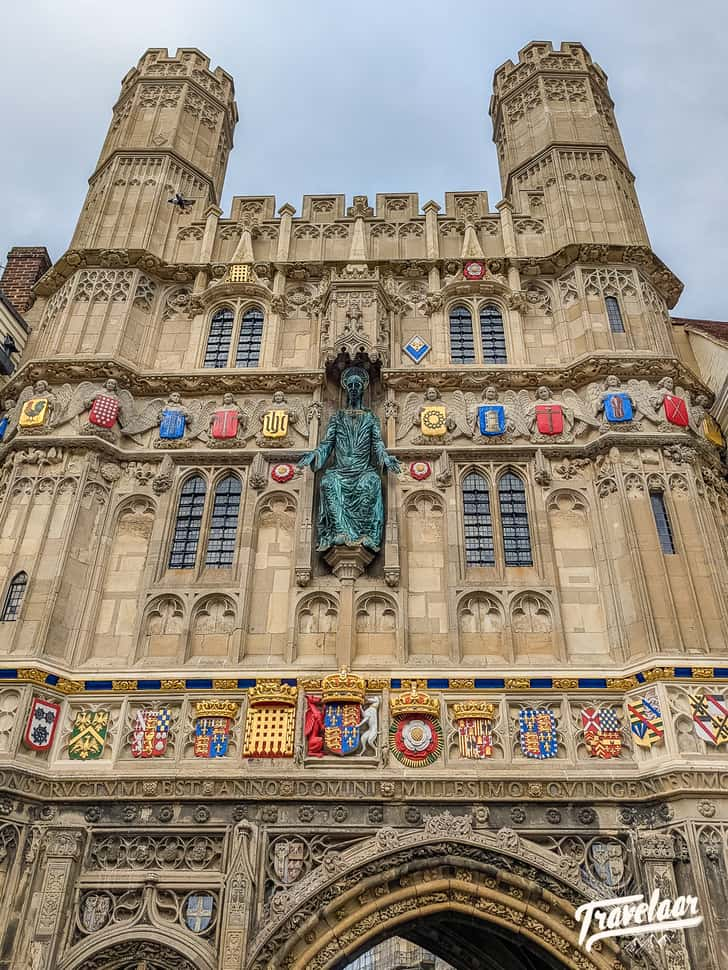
[603,393,633,423]
[581,707,622,759]
[68,710,109,761]
[627,688,664,748]
[24,697,61,751]
[420,405,448,437]
[262,409,289,439]
[478,404,506,436]
[193,700,239,758]
[185,893,214,932]
[130,708,171,758]
[519,708,558,759]
[690,692,728,746]
[321,669,365,755]
[211,408,239,440]
[663,394,689,427]
[19,397,49,428]
[159,408,187,440]
[452,703,495,759]
[389,683,443,767]
[243,682,298,758]
[88,394,120,428]
[534,403,563,435]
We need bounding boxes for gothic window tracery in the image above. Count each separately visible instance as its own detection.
[169,477,206,569]
[479,303,507,363]
[203,304,264,368]
[0,572,27,622]
[605,295,625,333]
[498,472,533,566]
[235,306,264,367]
[204,475,242,567]
[449,305,475,364]
[650,491,676,554]
[169,474,244,571]
[462,472,495,566]
[449,301,509,364]
[203,306,234,367]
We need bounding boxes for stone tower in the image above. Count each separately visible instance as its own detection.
[491,41,649,248]
[0,41,727,970]
[71,48,237,255]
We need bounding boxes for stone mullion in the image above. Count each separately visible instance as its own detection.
[237,474,263,663]
[219,820,259,970]
[619,473,662,658]
[588,474,628,663]
[678,823,724,968]
[667,477,715,654]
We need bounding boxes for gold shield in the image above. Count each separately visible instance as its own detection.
[263,410,289,439]
[19,398,49,428]
[420,405,447,437]
[703,415,725,448]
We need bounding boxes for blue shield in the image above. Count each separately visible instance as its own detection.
[160,409,186,440]
[324,702,361,755]
[185,893,214,932]
[519,708,558,760]
[604,393,633,423]
[0,417,8,441]
[478,405,506,436]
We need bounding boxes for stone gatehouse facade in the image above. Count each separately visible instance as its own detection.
[0,40,727,970]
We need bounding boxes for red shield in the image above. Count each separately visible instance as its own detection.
[535,404,564,435]
[212,409,239,439]
[89,395,120,428]
[663,395,689,427]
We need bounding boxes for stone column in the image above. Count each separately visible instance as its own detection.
[276,203,296,262]
[636,831,691,970]
[220,821,259,970]
[28,829,85,969]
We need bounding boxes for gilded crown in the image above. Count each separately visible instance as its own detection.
[451,702,496,721]
[322,667,366,705]
[248,680,298,707]
[194,700,239,719]
[390,682,440,717]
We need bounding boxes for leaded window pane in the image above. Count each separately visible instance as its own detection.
[1,571,27,621]
[204,307,234,368]
[205,475,242,567]
[605,296,625,333]
[235,306,264,367]
[449,306,475,364]
[479,304,507,363]
[462,472,495,566]
[650,491,675,554]
[498,473,533,566]
[169,476,206,569]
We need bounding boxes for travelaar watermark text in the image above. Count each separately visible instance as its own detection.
[575,889,702,951]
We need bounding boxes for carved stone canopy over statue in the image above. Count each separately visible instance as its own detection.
[298,367,400,556]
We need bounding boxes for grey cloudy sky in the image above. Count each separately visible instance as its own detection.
[2,0,727,318]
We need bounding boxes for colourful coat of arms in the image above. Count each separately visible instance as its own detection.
[243,682,297,758]
[627,689,663,748]
[478,404,506,436]
[603,393,633,423]
[452,702,494,759]
[703,415,725,448]
[19,398,49,428]
[0,416,8,440]
[131,708,171,758]
[420,405,448,436]
[185,893,214,932]
[534,404,563,435]
[262,410,289,439]
[160,409,186,440]
[24,697,61,751]
[690,692,728,746]
[581,707,622,759]
[89,394,120,428]
[319,669,366,756]
[389,683,443,767]
[663,394,689,427]
[193,700,238,758]
[211,409,239,440]
[69,710,109,760]
[519,708,558,759]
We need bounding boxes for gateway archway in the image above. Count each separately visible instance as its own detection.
[246,818,636,970]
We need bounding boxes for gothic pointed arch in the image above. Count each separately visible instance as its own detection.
[58,924,215,970]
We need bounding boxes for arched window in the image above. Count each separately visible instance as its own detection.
[204,307,234,368]
[649,491,675,554]
[498,473,533,566]
[462,472,495,566]
[1,571,27,621]
[235,306,264,367]
[205,475,242,567]
[605,296,625,334]
[449,306,475,364]
[479,304,507,363]
[169,476,207,569]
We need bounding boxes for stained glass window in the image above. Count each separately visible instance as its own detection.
[205,475,242,567]
[449,305,475,364]
[480,304,507,363]
[169,476,206,569]
[204,307,234,368]
[235,306,264,367]
[498,473,533,566]
[462,472,495,566]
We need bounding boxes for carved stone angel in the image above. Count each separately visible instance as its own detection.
[121,392,216,447]
[396,386,476,443]
[251,389,310,447]
[503,386,599,441]
[649,376,692,428]
[54,379,135,437]
[6,380,62,434]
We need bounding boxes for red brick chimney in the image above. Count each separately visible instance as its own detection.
[0,246,52,313]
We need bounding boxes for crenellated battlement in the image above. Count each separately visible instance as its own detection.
[119,47,237,107]
[491,40,607,98]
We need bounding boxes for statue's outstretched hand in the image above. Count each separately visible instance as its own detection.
[298,451,316,469]
[384,454,401,474]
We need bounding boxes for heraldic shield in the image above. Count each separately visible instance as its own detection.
[321,669,365,756]
[628,688,664,748]
[478,404,506,436]
[581,707,622,759]
[211,409,239,439]
[262,409,289,438]
[131,708,171,758]
[69,710,109,761]
[185,893,214,932]
[389,683,443,767]
[663,394,689,427]
[24,697,60,751]
[588,841,625,889]
[604,393,633,423]
[420,405,448,436]
[19,398,49,428]
[535,404,563,435]
[89,395,120,428]
[519,708,558,759]
[160,409,186,439]
[690,692,728,746]
[193,701,239,758]
[453,703,494,759]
